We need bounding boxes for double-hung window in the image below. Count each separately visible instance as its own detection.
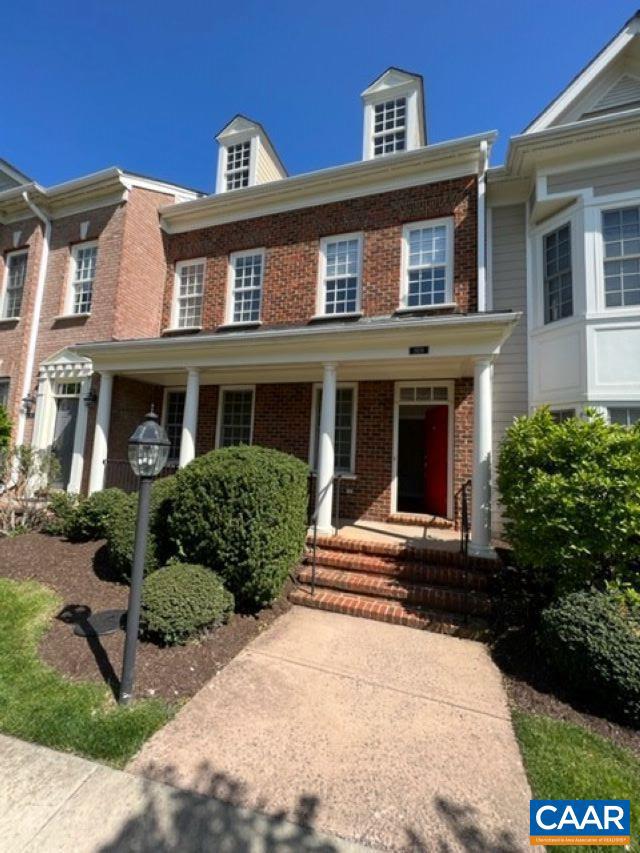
[228,251,264,324]
[0,378,9,409]
[217,388,254,447]
[319,235,362,315]
[608,407,640,427]
[164,390,186,461]
[311,385,357,474]
[225,141,251,190]
[372,97,406,156]
[602,206,640,308]
[543,224,573,323]
[174,259,205,329]
[401,219,453,308]
[2,251,27,319]
[69,243,98,314]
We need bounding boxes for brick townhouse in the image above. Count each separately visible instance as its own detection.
[2,11,640,580]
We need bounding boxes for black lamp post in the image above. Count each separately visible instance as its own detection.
[119,408,170,706]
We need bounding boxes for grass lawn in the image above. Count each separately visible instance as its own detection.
[513,710,640,852]
[0,577,173,767]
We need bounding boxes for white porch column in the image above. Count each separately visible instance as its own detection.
[88,371,113,495]
[316,363,337,535]
[470,358,493,555]
[67,376,92,494]
[179,368,200,468]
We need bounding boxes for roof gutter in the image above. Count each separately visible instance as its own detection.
[16,191,51,446]
[477,140,489,312]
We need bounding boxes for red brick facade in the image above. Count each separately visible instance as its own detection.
[161,176,478,331]
[104,376,474,524]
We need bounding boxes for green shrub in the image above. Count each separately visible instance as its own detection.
[141,561,234,645]
[0,404,10,451]
[105,476,177,582]
[538,590,640,726]
[169,446,308,609]
[497,408,640,594]
[43,491,80,536]
[66,488,129,542]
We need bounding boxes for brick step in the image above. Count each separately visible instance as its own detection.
[289,586,488,639]
[297,566,491,615]
[387,512,454,529]
[309,534,499,574]
[304,548,490,591]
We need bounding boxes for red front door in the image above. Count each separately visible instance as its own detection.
[423,405,448,517]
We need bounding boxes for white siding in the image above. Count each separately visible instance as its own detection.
[256,144,284,185]
[490,204,528,535]
[547,159,640,197]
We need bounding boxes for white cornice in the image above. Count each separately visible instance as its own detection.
[160,132,496,234]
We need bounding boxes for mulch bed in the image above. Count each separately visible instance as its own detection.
[0,532,292,702]
[492,627,640,757]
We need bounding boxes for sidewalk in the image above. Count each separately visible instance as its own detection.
[0,734,368,852]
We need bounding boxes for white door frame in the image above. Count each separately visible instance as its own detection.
[391,380,455,519]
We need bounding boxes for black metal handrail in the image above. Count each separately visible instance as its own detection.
[104,458,179,493]
[458,479,472,625]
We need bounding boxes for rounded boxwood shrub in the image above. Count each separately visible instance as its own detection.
[538,590,640,725]
[105,475,178,582]
[141,561,234,645]
[66,488,129,542]
[168,446,308,609]
[43,491,80,536]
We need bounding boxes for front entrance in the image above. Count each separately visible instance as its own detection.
[52,394,79,489]
[395,383,451,518]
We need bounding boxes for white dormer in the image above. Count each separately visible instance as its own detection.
[215,115,287,194]
[361,68,426,161]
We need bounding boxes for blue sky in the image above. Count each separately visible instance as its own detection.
[2,0,636,192]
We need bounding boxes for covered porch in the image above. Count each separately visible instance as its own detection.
[72,313,518,556]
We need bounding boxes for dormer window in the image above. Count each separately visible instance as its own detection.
[362,68,426,161]
[373,97,406,156]
[216,115,287,194]
[225,141,251,190]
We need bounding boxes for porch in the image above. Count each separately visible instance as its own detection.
[70,312,519,556]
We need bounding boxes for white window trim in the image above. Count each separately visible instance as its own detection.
[530,204,581,331]
[1,249,28,320]
[64,241,98,317]
[594,199,640,315]
[391,380,454,519]
[399,217,454,310]
[308,382,358,477]
[315,233,363,318]
[215,385,256,449]
[363,83,419,161]
[162,386,187,462]
[541,222,574,326]
[225,248,266,326]
[171,258,206,331]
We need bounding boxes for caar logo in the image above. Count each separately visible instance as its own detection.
[530,799,630,846]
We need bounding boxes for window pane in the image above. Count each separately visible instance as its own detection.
[405,225,449,307]
[72,245,98,314]
[177,261,204,327]
[313,386,355,473]
[609,407,640,427]
[543,224,573,323]
[0,379,9,409]
[225,141,251,190]
[220,390,253,447]
[232,253,263,323]
[324,238,360,315]
[602,207,640,307]
[165,391,186,460]
[3,253,27,318]
[373,97,406,156]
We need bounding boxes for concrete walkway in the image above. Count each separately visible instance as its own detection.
[129,607,532,851]
[0,733,366,852]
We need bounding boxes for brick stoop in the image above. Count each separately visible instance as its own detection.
[289,535,498,636]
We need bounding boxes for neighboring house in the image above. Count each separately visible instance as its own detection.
[0,166,200,490]
[2,11,639,558]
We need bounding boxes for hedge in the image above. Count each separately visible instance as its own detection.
[168,445,308,609]
[538,590,640,726]
[66,488,130,542]
[141,562,233,645]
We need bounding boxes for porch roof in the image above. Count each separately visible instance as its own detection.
[71,310,520,386]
